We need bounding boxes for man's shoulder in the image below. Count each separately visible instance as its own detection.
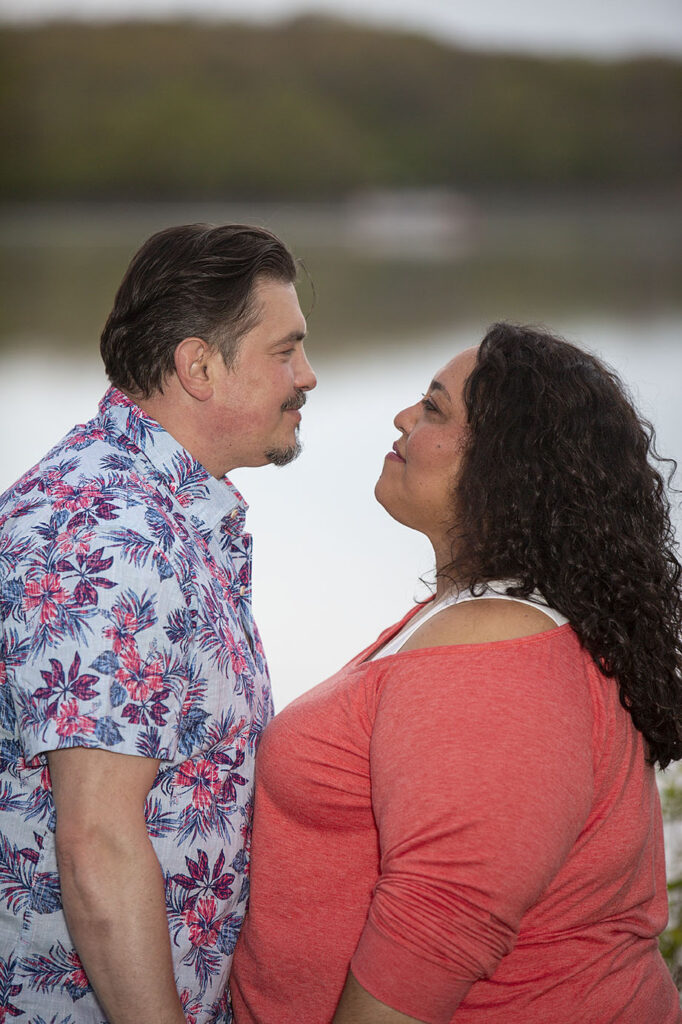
[0,417,162,540]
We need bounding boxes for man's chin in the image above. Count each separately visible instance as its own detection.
[265,441,302,467]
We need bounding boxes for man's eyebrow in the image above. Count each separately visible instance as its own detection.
[273,330,306,346]
[429,380,451,401]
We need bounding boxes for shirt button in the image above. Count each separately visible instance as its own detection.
[230,508,239,519]
[239,585,246,596]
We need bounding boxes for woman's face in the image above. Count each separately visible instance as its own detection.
[374,346,478,548]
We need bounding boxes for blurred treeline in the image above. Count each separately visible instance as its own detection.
[1,16,681,200]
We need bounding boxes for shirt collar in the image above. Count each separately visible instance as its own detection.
[97,386,248,533]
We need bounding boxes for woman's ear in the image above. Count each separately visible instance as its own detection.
[174,336,214,401]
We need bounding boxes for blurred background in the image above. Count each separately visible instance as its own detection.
[1,0,681,715]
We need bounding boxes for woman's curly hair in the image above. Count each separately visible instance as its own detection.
[446,322,682,769]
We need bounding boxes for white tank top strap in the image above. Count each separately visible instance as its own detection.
[370,579,569,660]
[456,582,570,627]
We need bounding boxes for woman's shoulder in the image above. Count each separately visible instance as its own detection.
[397,597,564,655]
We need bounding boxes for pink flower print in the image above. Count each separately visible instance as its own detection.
[104,610,138,655]
[227,637,248,677]
[55,698,96,738]
[115,647,164,702]
[179,988,202,1024]
[184,896,221,948]
[56,527,95,557]
[175,759,221,810]
[52,481,100,513]
[22,573,69,622]
[65,426,107,448]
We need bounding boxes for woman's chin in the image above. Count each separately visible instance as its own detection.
[374,475,390,510]
[374,479,404,525]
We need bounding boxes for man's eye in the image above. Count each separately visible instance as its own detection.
[421,393,438,412]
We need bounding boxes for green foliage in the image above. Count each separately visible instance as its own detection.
[0,17,680,199]
[660,767,682,982]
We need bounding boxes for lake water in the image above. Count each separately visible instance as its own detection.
[1,198,680,711]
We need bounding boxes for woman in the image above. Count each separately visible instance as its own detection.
[231,323,682,1023]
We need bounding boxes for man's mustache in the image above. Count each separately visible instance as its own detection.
[281,389,307,413]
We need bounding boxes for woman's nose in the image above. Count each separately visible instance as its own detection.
[394,402,418,434]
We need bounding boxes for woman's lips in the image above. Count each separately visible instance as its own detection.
[385,444,405,463]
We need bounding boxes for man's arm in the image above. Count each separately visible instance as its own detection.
[333,973,424,1023]
[47,746,186,1024]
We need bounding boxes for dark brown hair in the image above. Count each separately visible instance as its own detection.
[447,322,682,769]
[100,223,297,396]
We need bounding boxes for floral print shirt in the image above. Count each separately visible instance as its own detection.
[0,386,273,1023]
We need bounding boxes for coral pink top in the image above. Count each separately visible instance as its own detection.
[231,606,680,1023]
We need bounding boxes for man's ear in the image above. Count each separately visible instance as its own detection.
[174,336,214,400]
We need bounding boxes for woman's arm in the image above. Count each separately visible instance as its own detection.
[345,606,593,1021]
[334,972,424,1023]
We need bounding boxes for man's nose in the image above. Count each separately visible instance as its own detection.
[295,346,317,392]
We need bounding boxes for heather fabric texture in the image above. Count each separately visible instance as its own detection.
[0,387,273,1022]
[231,608,680,1024]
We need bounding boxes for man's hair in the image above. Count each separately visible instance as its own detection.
[100,223,297,397]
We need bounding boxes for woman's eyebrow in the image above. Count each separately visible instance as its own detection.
[429,380,451,401]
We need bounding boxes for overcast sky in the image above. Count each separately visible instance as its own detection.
[2,0,681,57]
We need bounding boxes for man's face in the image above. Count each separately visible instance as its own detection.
[207,277,316,475]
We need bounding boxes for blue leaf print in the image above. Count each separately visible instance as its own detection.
[93,716,123,746]
[164,607,195,648]
[154,551,175,580]
[90,650,119,674]
[231,848,247,875]
[0,738,22,775]
[30,1016,77,1024]
[0,951,24,1021]
[144,797,180,839]
[181,943,222,998]
[217,912,243,957]
[0,835,36,914]
[21,785,55,827]
[144,507,175,553]
[19,942,91,1001]
[125,407,164,446]
[0,579,25,622]
[171,451,210,505]
[0,533,34,578]
[110,681,127,708]
[100,453,134,472]
[178,706,211,758]
[136,729,164,760]
[30,872,62,915]
[0,781,25,815]
[104,528,156,568]
[0,689,17,737]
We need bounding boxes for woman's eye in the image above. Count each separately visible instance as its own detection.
[421,393,438,412]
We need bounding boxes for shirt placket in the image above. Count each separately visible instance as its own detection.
[218,508,256,656]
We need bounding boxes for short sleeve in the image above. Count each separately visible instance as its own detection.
[351,638,594,1023]
[7,539,192,766]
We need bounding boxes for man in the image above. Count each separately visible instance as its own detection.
[0,223,316,1022]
